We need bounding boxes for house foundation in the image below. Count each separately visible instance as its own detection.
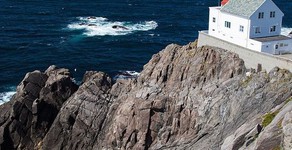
[198,31,292,72]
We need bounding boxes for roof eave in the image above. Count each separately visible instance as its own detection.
[248,0,267,19]
[269,0,284,16]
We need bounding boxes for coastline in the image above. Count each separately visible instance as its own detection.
[0,41,291,149]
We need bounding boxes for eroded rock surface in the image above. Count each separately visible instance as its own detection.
[1,42,292,150]
[0,66,78,149]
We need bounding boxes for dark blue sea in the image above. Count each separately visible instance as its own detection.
[0,0,291,103]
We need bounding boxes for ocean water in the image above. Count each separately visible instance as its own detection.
[0,0,291,104]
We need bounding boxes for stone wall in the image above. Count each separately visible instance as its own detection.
[198,31,292,72]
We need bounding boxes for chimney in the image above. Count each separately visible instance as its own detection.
[221,0,229,6]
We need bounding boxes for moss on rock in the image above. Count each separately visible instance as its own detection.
[262,110,279,127]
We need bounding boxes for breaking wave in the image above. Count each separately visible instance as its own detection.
[67,16,158,36]
[113,70,140,80]
[281,27,292,36]
[0,91,16,105]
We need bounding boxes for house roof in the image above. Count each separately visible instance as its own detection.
[252,35,292,42]
[221,0,266,18]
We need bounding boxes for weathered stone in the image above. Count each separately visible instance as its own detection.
[283,108,292,150]
[0,65,78,149]
[1,43,292,150]
[41,71,112,150]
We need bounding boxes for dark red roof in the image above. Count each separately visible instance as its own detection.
[221,0,229,6]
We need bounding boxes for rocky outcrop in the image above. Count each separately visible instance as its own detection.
[1,41,292,150]
[0,66,78,149]
[41,71,113,150]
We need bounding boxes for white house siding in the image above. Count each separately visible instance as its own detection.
[209,7,220,37]
[209,7,250,48]
[247,39,264,52]
[198,31,292,72]
[215,11,249,48]
[249,0,284,38]
[206,0,292,55]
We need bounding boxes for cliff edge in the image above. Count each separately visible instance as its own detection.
[1,41,292,150]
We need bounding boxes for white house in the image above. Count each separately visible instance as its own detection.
[208,0,292,54]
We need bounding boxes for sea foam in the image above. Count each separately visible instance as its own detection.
[0,91,16,105]
[281,27,292,36]
[67,16,158,36]
[113,70,140,80]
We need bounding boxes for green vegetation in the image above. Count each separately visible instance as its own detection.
[272,145,281,150]
[262,110,279,127]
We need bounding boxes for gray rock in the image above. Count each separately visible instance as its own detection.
[42,71,112,150]
[1,41,292,150]
[0,66,78,149]
[283,108,292,150]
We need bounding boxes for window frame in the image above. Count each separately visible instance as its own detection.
[255,27,261,34]
[239,25,244,32]
[258,12,264,19]
[225,21,231,28]
[270,25,276,32]
[270,11,275,18]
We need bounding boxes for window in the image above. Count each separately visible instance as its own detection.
[225,21,231,28]
[270,11,275,18]
[213,17,216,23]
[270,26,276,32]
[239,25,244,32]
[258,12,264,19]
[275,44,278,49]
[255,27,261,34]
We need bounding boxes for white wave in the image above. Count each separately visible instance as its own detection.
[281,27,292,36]
[0,91,16,105]
[125,71,140,76]
[113,71,140,80]
[67,16,158,36]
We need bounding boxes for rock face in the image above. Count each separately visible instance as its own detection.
[0,66,78,149]
[42,71,113,150]
[1,42,292,150]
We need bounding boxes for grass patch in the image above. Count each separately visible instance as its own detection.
[262,110,279,127]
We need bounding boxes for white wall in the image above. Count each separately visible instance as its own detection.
[249,0,284,38]
[209,7,220,37]
[219,12,249,47]
[206,0,290,55]
[247,39,262,52]
[198,31,292,72]
[208,7,249,48]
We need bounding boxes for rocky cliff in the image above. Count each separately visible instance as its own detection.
[0,41,292,150]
